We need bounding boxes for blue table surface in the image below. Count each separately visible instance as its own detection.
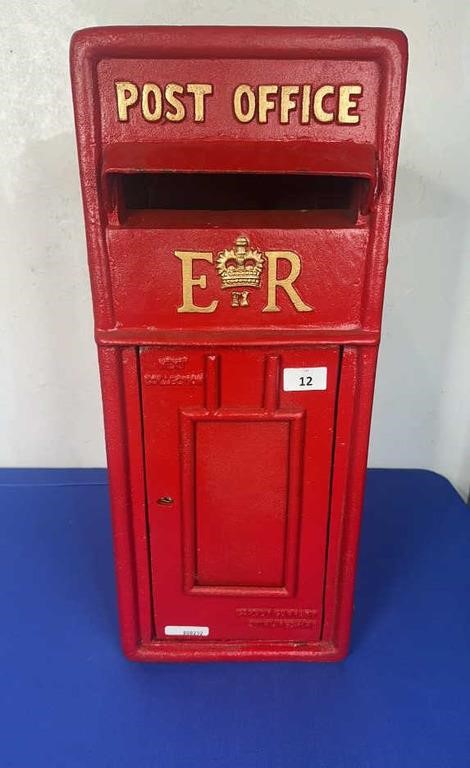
[0,468,469,767]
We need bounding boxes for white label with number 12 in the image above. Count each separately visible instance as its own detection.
[283,367,327,392]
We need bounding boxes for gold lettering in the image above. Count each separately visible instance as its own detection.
[141,83,163,122]
[300,84,311,125]
[186,83,213,122]
[114,81,364,127]
[258,85,279,124]
[338,84,363,124]
[313,85,335,123]
[175,252,218,313]
[233,84,256,123]
[262,251,313,313]
[165,83,186,122]
[115,81,138,122]
[280,85,300,124]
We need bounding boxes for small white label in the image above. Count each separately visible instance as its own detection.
[283,367,327,392]
[164,625,209,637]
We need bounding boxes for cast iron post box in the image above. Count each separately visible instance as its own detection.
[70,26,407,661]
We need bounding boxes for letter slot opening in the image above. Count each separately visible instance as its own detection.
[106,172,371,228]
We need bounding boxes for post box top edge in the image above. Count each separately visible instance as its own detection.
[70,26,408,68]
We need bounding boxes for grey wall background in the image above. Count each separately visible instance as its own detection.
[1,1,469,497]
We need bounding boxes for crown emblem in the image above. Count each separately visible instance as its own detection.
[216,236,264,290]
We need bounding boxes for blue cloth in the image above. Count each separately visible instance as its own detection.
[0,468,468,767]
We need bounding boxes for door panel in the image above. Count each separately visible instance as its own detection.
[193,418,290,587]
[140,346,339,642]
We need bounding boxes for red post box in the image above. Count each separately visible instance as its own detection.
[70,26,407,661]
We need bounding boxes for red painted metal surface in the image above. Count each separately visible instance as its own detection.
[70,26,407,661]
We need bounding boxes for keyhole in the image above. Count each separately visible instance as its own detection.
[157,495,174,505]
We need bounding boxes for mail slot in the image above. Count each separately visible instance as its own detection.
[70,26,407,661]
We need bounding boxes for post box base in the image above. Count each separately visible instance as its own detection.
[126,640,347,663]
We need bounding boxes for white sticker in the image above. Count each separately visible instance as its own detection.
[164,625,209,637]
[283,367,327,392]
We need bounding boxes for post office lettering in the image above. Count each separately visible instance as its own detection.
[115,81,363,125]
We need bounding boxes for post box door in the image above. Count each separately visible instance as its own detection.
[141,345,339,642]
